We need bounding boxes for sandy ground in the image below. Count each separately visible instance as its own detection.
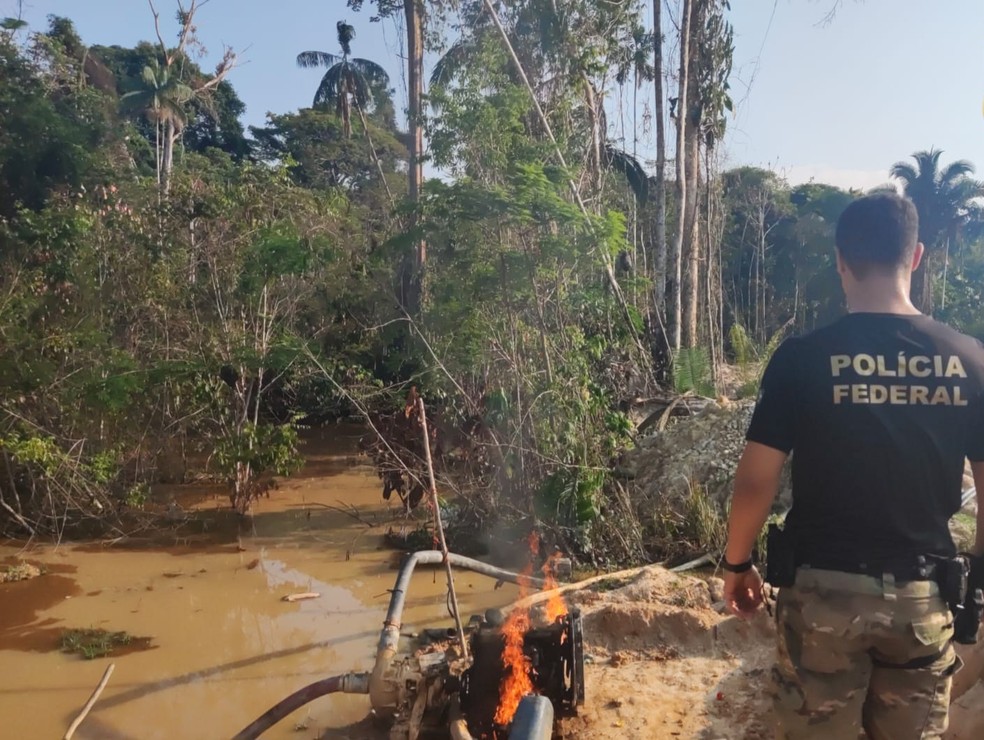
[556,567,775,740]
[554,566,984,740]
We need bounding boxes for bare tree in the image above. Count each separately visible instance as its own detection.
[404,0,426,312]
[145,0,239,194]
[652,0,668,323]
[669,0,693,351]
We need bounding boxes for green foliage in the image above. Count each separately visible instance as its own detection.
[647,482,728,561]
[60,628,133,660]
[728,322,789,398]
[124,483,150,509]
[537,469,604,526]
[0,433,64,477]
[214,422,303,514]
[672,347,715,397]
[729,323,754,374]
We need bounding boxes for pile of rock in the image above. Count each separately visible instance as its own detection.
[619,398,789,514]
[618,395,976,550]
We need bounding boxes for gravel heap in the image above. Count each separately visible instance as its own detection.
[620,399,790,513]
[619,397,976,550]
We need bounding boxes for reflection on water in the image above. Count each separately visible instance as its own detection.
[0,427,517,739]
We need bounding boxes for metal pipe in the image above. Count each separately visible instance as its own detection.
[508,695,554,740]
[231,672,369,740]
[448,695,476,740]
[370,551,544,717]
[233,552,543,735]
[962,486,976,509]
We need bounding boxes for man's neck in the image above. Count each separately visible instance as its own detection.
[844,280,921,315]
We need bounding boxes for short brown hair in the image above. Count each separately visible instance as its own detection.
[835,193,919,278]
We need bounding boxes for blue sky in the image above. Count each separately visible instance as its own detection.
[6,0,983,190]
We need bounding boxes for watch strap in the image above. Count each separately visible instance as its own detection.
[721,557,754,574]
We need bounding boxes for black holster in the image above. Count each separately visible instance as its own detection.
[765,523,796,588]
[953,554,984,645]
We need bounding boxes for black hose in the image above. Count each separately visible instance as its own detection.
[231,673,369,740]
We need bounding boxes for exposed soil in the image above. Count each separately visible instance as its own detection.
[554,565,984,740]
[556,567,774,740]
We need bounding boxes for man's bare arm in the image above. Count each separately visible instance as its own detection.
[725,441,789,564]
[972,460,984,557]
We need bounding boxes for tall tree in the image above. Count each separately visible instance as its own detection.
[405,0,426,302]
[296,21,390,138]
[347,0,430,312]
[669,0,693,351]
[681,0,733,348]
[121,61,192,187]
[142,0,238,194]
[891,149,984,314]
[652,0,668,326]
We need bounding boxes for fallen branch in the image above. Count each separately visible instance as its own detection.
[64,663,115,740]
[282,592,320,603]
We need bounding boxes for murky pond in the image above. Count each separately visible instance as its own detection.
[0,426,517,739]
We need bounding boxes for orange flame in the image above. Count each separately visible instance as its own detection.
[493,535,569,727]
[542,551,568,623]
[493,602,533,725]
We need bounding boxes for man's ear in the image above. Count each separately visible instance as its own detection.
[835,249,848,277]
[911,242,925,272]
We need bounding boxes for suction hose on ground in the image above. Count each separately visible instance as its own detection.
[230,672,370,740]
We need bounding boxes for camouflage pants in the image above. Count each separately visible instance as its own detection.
[772,567,960,740]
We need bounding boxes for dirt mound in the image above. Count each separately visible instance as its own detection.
[558,565,984,740]
[620,397,977,550]
[559,566,775,740]
[620,400,791,527]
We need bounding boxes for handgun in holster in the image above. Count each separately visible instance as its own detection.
[953,554,984,645]
[765,523,796,588]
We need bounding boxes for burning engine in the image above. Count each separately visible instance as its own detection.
[385,606,585,740]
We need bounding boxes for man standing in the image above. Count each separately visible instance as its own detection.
[722,193,984,739]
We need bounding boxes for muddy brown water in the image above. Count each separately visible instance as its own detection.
[0,426,518,739]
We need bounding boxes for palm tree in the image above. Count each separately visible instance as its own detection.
[891,149,984,313]
[121,61,193,190]
[296,21,390,138]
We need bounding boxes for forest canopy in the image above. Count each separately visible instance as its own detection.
[1,4,981,564]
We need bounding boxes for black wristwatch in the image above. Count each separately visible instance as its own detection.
[721,557,754,574]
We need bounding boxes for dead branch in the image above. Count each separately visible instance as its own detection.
[147,0,168,61]
[64,663,115,740]
[313,501,377,529]
[418,397,468,659]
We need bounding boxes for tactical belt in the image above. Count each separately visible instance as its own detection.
[799,559,940,583]
[870,648,948,670]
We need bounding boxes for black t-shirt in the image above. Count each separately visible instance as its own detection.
[747,313,984,566]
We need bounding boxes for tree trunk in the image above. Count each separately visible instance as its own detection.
[669,0,693,352]
[162,118,176,195]
[404,0,426,313]
[582,74,604,191]
[681,22,702,349]
[653,0,668,323]
[155,117,162,188]
[911,250,933,314]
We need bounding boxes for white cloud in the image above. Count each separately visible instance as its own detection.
[781,165,898,193]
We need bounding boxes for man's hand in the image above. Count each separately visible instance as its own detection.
[724,566,765,618]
